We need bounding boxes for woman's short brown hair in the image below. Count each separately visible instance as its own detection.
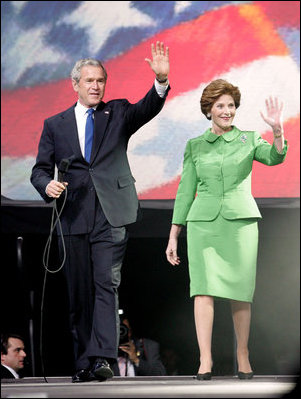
[200,79,241,120]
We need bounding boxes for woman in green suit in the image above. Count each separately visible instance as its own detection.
[166,79,287,380]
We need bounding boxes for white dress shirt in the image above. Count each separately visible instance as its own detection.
[74,102,97,158]
[118,356,136,376]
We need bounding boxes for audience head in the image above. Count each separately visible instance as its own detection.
[1,333,26,374]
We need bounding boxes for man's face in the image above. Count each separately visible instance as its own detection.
[1,338,26,372]
[72,65,106,108]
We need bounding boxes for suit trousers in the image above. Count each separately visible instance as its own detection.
[58,193,129,370]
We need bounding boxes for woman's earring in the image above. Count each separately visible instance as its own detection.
[207,113,211,118]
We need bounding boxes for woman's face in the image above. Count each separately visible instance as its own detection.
[210,94,236,134]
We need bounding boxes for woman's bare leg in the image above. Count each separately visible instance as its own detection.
[231,300,253,373]
[194,295,214,373]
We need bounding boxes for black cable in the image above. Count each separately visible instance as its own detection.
[40,187,68,383]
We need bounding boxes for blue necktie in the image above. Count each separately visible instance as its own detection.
[85,108,95,162]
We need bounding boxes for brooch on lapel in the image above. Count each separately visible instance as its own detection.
[240,134,248,143]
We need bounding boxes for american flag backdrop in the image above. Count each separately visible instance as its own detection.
[1,1,300,201]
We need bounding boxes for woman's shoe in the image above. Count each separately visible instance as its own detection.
[196,372,212,380]
[238,371,254,380]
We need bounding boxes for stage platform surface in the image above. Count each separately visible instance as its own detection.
[1,375,298,398]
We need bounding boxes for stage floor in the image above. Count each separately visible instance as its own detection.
[1,375,298,398]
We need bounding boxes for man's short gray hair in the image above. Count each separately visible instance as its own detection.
[71,58,108,83]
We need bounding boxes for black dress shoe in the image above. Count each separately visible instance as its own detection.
[196,372,212,380]
[72,369,95,383]
[238,371,254,380]
[91,358,114,380]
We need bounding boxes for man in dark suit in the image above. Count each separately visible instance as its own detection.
[31,41,170,383]
[1,333,27,379]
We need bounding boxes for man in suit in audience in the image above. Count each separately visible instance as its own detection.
[1,333,27,379]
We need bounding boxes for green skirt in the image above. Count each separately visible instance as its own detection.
[187,214,258,302]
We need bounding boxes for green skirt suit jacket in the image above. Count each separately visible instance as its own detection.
[172,126,288,302]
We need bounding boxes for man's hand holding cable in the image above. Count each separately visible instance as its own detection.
[46,180,68,198]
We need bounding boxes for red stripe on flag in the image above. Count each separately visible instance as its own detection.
[105,3,287,102]
[256,1,300,28]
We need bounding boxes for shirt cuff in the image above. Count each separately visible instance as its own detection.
[154,79,169,98]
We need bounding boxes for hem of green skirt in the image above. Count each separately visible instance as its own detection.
[190,293,253,303]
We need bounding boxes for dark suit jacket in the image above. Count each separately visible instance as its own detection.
[113,337,166,376]
[31,84,169,231]
[1,364,17,379]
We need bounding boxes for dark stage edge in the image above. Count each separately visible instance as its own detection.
[1,375,299,398]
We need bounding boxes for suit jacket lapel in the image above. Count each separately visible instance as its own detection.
[90,102,111,164]
[59,105,83,159]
